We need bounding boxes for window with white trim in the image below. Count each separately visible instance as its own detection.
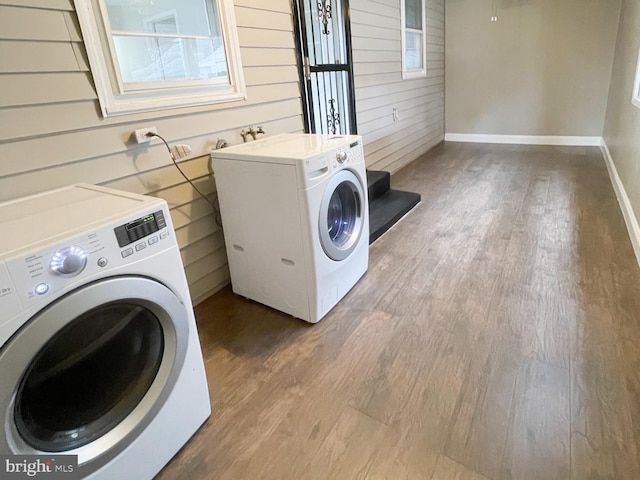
[401,0,426,79]
[633,47,640,109]
[74,0,246,117]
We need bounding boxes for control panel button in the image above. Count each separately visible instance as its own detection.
[156,210,167,229]
[50,246,87,277]
[121,248,134,258]
[148,236,159,245]
[97,257,108,268]
[336,150,348,164]
[160,231,169,240]
[34,283,49,295]
[135,243,147,252]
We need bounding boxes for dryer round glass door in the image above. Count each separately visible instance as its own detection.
[14,303,163,452]
[0,276,189,471]
[319,169,365,261]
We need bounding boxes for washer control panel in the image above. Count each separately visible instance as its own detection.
[329,140,363,171]
[302,137,364,189]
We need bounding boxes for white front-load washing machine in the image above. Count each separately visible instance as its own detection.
[0,184,210,479]
[211,133,369,323]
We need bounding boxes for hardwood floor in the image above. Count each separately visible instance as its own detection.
[156,142,640,480]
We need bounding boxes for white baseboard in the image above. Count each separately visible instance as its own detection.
[444,133,602,146]
[600,139,640,268]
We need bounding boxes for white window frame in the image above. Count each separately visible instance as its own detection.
[633,47,640,109]
[401,0,427,79]
[74,0,246,117]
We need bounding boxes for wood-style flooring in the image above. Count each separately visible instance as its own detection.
[157,142,640,480]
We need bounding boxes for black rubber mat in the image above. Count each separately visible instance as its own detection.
[368,189,421,244]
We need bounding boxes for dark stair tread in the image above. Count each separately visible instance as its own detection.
[366,170,391,201]
[369,189,421,244]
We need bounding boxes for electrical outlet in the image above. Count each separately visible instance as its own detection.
[134,126,157,144]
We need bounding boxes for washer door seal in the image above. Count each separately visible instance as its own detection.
[319,169,366,261]
[0,276,189,474]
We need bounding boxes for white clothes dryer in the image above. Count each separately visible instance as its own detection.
[0,184,210,479]
[211,134,369,323]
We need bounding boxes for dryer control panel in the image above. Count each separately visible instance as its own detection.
[114,210,167,247]
[0,261,21,322]
[2,206,174,313]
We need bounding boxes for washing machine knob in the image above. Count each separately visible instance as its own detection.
[50,246,87,276]
[336,150,347,164]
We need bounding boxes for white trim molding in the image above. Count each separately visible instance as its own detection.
[600,139,640,267]
[400,0,427,79]
[74,0,246,117]
[444,133,602,147]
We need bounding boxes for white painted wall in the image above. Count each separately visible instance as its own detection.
[445,0,620,139]
[602,0,640,264]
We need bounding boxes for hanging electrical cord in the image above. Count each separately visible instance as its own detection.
[147,131,222,227]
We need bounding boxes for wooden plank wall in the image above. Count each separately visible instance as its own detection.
[350,0,445,173]
[0,0,304,304]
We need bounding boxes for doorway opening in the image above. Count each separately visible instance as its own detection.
[292,0,358,135]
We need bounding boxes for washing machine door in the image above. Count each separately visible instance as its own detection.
[319,169,366,261]
[0,276,189,472]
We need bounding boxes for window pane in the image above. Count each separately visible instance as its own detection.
[113,35,228,83]
[405,31,423,70]
[405,0,422,30]
[105,0,220,37]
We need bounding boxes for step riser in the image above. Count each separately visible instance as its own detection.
[366,170,391,201]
